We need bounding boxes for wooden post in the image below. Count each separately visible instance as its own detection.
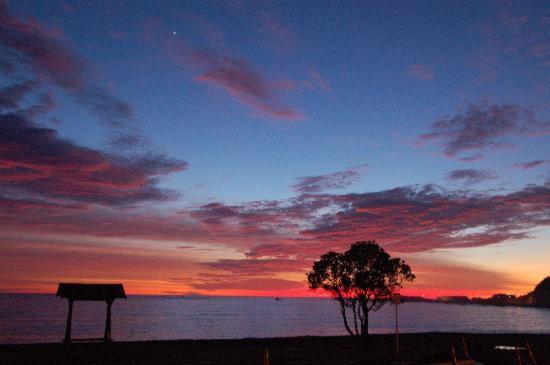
[391,293,401,357]
[515,345,522,365]
[462,336,470,358]
[104,300,113,342]
[262,348,269,365]
[451,344,457,365]
[526,340,537,365]
[64,299,73,343]
[395,302,399,356]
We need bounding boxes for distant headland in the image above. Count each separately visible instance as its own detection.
[404,276,550,308]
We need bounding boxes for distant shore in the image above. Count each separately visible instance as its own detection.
[1,333,549,364]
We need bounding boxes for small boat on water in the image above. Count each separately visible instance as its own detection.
[274,297,282,301]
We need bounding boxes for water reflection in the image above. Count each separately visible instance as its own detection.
[1,294,549,344]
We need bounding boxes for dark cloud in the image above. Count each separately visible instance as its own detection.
[292,164,368,193]
[0,112,187,205]
[419,102,549,157]
[0,80,37,109]
[0,59,16,74]
[20,92,56,118]
[0,1,84,89]
[473,3,550,81]
[0,1,132,125]
[187,182,550,260]
[459,154,483,163]
[514,160,549,169]
[246,184,550,258]
[191,49,304,120]
[76,87,133,127]
[109,132,148,149]
[445,169,498,184]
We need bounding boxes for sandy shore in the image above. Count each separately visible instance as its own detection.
[0,333,548,364]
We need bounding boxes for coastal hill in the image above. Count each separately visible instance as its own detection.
[522,276,550,307]
[468,276,550,307]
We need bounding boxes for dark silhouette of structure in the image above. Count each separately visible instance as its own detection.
[56,283,126,343]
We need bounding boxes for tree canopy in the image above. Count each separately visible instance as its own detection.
[307,241,415,336]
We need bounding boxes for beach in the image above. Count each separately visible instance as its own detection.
[1,333,549,365]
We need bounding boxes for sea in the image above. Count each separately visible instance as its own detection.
[1,294,549,344]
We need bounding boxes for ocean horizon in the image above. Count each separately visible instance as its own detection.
[1,293,549,345]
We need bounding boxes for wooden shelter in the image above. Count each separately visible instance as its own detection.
[56,283,126,343]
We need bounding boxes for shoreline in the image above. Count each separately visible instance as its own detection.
[1,333,549,364]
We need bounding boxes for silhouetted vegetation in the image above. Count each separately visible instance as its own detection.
[307,241,415,336]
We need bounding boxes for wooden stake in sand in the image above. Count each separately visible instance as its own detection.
[391,293,401,356]
[526,340,537,365]
[263,348,269,365]
[451,344,457,365]
[515,345,522,365]
[461,336,470,359]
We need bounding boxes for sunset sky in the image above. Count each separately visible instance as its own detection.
[0,0,549,298]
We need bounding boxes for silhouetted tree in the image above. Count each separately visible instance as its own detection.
[307,241,415,336]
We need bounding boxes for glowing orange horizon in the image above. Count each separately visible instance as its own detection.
[1,282,537,300]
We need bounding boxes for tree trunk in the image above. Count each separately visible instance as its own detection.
[361,309,369,336]
[338,299,354,336]
[351,300,359,335]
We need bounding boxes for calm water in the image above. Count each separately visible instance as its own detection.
[1,294,549,344]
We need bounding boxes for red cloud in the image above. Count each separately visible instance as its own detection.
[204,258,308,277]
[1,181,548,295]
[171,276,304,292]
[2,176,548,259]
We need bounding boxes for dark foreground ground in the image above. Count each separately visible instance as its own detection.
[0,333,548,365]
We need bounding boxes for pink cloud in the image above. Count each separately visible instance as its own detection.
[303,70,331,92]
[514,160,550,169]
[191,50,305,120]
[258,9,294,53]
[407,64,434,81]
